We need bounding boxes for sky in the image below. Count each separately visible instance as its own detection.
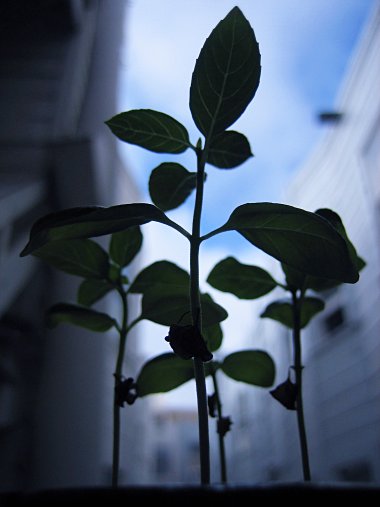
[115,0,376,405]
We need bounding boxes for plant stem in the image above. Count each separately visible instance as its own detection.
[112,286,129,488]
[291,290,311,481]
[210,366,228,484]
[190,147,210,485]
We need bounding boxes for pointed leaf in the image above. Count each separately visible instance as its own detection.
[20,203,179,256]
[46,303,116,332]
[129,260,190,295]
[203,323,223,352]
[207,256,278,299]
[315,208,365,272]
[136,353,195,396]
[211,203,359,283]
[260,297,325,329]
[33,238,109,279]
[221,350,275,387]
[105,109,190,153]
[149,163,197,211]
[77,279,114,307]
[306,256,366,293]
[109,225,142,268]
[141,291,228,327]
[190,6,261,138]
[208,131,253,169]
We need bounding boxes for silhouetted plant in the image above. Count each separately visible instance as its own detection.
[134,346,275,484]
[207,209,365,481]
[31,228,145,487]
[20,7,361,485]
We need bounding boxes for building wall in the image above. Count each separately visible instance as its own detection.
[0,0,152,491]
[225,0,380,485]
[283,0,380,483]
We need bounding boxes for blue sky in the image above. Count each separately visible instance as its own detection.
[117,0,375,247]
[115,0,376,374]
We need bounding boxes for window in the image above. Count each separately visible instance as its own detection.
[324,306,345,333]
[336,461,373,482]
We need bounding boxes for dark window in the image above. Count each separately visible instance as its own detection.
[324,307,345,333]
[155,446,170,476]
[337,461,373,482]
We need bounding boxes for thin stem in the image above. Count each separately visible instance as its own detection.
[190,146,210,485]
[112,285,129,488]
[291,290,311,481]
[210,366,228,484]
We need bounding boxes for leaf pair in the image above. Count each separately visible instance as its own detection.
[21,202,360,286]
[135,349,275,398]
[128,260,226,351]
[105,7,259,213]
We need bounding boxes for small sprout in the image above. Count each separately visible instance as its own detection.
[165,324,213,362]
[217,416,233,437]
[114,375,138,407]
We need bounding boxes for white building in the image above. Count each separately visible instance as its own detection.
[226,0,380,484]
[0,0,152,491]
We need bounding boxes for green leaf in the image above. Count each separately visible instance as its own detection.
[207,256,278,299]
[221,350,275,387]
[129,260,190,295]
[33,238,109,279]
[281,263,307,292]
[109,225,142,268]
[149,163,197,211]
[202,323,223,352]
[46,303,116,332]
[141,291,228,327]
[315,208,365,273]
[306,257,366,293]
[209,202,359,283]
[190,6,261,138]
[136,353,195,396]
[105,109,190,153]
[20,203,180,256]
[260,297,325,329]
[208,131,253,169]
[77,279,114,307]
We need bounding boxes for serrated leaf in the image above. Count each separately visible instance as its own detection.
[209,202,359,283]
[221,350,275,387]
[46,303,116,332]
[136,353,195,396]
[190,6,260,138]
[207,256,278,299]
[260,297,325,329]
[109,225,142,268]
[20,203,178,256]
[207,131,253,169]
[141,291,228,327]
[129,260,190,295]
[105,109,190,153]
[33,238,109,279]
[77,279,114,307]
[202,322,223,352]
[149,163,197,211]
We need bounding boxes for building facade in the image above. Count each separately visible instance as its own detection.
[225,0,380,484]
[0,0,152,491]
